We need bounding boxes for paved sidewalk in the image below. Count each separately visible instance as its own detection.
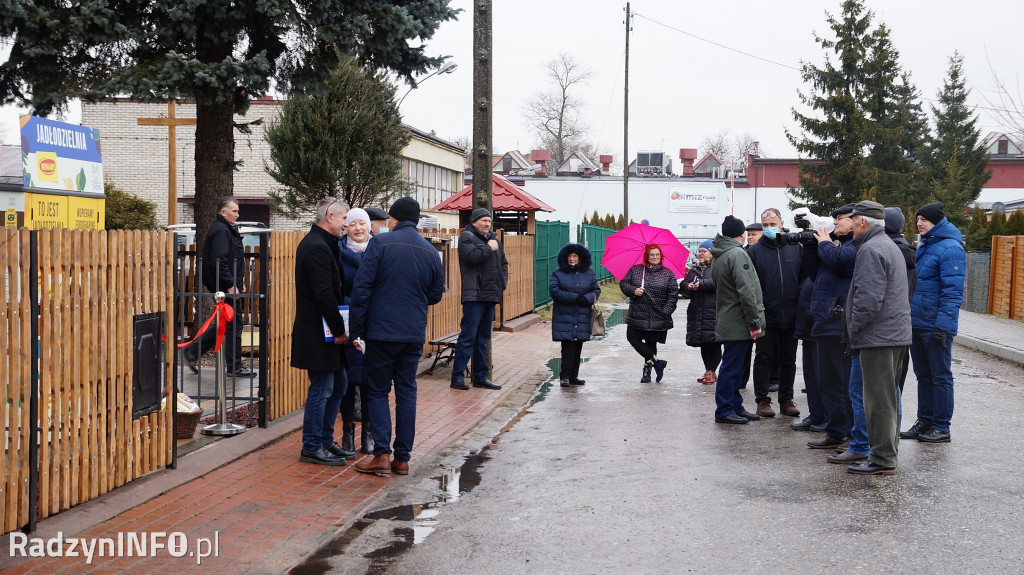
[954,309,1024,366]
[3,320,555,574]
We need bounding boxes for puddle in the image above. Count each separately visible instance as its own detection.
[289,450,492,575]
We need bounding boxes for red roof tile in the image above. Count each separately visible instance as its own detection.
[432,174,555,212]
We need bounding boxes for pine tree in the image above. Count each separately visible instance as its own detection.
[964,205,990,251]
[1005,209,1024,236]
[590,210,601,226]
[615,214,626,229]
[923,52,992,229]
[786,0,874,214]
[988,208,1007,237]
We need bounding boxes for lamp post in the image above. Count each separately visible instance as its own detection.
[397,60,458,108]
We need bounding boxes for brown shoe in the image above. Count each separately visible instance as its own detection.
[780,400,800,417]
[355,454,391,477]
[835,441,850,453]
[705,371,717,385]
[756,400,775,418]
[391,460,409,475]
[807,434,847,449]
[827,450,868,464]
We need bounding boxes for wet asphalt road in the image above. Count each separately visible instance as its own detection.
[303,304,1024,574]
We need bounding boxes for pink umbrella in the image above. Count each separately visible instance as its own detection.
[602,223,690,280]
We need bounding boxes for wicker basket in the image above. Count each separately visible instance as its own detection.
[176,409,203,439]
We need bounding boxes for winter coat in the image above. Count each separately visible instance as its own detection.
[202,214,246,292]
[549,243,601,342]
[291,224,347,373]
[845,226,912,350]
[350,221,445,344]
[889,233,917,298]
[794,277,815,339]
[910,218,964,335]
[710,234,765,341]
[682,261,717,346]
[458,223,509,304]
[746,235,802,329]
[619,263,678,332]
[338,234,369,386]
[810,234,857,337]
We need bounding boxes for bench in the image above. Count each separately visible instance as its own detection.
[427,332,462,375]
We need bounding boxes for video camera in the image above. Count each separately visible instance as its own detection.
[777,208,828,246]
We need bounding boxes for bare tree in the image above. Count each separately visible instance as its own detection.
[699,129,732,161]
[524,53,593,167]
[733,132,762,161]
[979,58,1024,141]
[699,129,763,171]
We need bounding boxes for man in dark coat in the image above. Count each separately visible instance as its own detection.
[450,208,508,391]
[746,208,803,418]
[291,197,350,466]
[183,197,251,376]
[351,197,445,477]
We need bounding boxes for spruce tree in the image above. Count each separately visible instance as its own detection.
[923,52,992,229]
[1004,209,1024,236]
[964,205,990,251]
[988,208,1007,237]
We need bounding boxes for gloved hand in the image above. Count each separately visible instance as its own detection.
[576,294,590,306]
[932,330,948,346]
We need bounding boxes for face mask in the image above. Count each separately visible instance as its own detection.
[377,227,388,234]
[763,226,778,239]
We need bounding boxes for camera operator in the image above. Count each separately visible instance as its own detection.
[746,208,809,418]
[806,204,859,453]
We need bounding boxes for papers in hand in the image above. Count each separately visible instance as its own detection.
[322,305,349,342]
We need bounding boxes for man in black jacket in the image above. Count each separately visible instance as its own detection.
[450,208,508,391]
[183,197,251,377]
[746,208,803,418]
[291,197,350,466]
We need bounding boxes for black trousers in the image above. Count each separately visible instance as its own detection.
[817,335,853,438]
[754,327,797,404]
[626,326,665,362]
[559,340,585,379]
[700,343,722,372]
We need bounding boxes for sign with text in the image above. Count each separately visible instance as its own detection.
[667,186,719,214]
[20,115,104,194]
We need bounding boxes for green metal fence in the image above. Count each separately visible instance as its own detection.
[534,220,570,307]
[578,223,616,281]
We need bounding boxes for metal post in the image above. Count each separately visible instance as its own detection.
[623,1,631,224]
[201,291,245,436]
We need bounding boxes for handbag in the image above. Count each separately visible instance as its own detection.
[590,306,606,337]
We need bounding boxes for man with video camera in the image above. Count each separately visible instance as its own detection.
[746,208,813,418]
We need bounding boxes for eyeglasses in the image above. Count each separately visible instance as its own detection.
[316,197,341,219]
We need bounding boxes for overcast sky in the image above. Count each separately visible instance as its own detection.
[4,0,1024,165]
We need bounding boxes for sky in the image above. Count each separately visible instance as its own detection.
[3,0,1024,166]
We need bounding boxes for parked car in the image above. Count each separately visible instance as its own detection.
[166,222,270,250]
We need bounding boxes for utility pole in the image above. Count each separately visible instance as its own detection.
[623,2,631,223]
[472,0,493,380]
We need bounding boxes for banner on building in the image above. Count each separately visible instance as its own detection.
[20,115,103,194]
[667,185,719,214]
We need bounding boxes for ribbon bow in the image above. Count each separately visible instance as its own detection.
[177,300,235,352]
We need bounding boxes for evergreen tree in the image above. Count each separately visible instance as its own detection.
[964,205,990,251]
[1005,208,1024,236]
[615,214,626,229]
[988,208,1007,237]
[922,52,992,228]
[265,56,410,217]
[104,182,158,230]
[786,0,873,214]
[0,0,456,247]
[590,210,601,226]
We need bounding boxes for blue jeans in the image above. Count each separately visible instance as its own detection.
[364,340,422,463]
[715,340,748,418]
[451,302,495,381]
[302,369,348,453]
[848,357,870,455]
[910,329,955,432]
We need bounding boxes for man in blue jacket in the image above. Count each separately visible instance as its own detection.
[350,197,445,477]
[901,202,965,444]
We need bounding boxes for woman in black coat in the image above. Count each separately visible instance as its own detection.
[682,240,720,385]
[549,243,601,387]
[619,244,678,383]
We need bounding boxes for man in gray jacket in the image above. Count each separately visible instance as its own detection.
[843,201,912,475]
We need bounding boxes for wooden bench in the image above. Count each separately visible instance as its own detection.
[427,332,462,375]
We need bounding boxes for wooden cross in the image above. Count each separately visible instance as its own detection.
[137,100,196,225]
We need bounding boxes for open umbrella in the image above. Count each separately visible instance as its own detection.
[601,223,690,280]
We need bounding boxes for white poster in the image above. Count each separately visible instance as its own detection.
[668,186,719,214]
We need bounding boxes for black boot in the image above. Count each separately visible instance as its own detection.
[641,360,653,383]
[341,419,356,458]
[360,425,375,454]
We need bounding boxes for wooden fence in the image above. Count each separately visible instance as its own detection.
[265,229,535,418]
[988,235,1024,319]
[2,229,174,534]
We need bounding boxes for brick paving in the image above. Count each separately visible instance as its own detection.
[7,321,555,574]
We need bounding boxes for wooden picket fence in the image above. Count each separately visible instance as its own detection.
[988,235,1024,320]
[1,229,174,534]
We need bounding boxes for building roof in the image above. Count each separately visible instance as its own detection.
[492,150,533,172]
[432,173,555,212]
[556,151,599,174]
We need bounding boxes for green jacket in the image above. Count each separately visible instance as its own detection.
[710,234,765,341]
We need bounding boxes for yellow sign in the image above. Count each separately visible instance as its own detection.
[36,151,59,183]
[5,209,16,228]
[22,193,105,230]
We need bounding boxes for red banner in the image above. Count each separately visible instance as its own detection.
[177,301,235,352]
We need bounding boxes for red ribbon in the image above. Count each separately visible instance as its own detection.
[177,301,235,352]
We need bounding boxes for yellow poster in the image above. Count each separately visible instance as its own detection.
[69,196,105,230]
[24,193,68,229]
[5,208,16,228]
[36,151,59,183]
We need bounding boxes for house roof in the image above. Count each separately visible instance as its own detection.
[982,132,1024,155]
[492,150,532,171]
[694,152,724,170]
[556,151,599,173]
[432,173,555,212]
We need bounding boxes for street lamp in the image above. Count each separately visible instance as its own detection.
[397,60,458,108]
